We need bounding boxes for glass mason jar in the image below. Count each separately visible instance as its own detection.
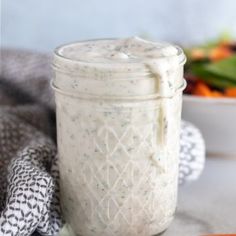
[52,38,186,236]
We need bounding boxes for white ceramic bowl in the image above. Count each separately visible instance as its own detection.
[182,95,236,156]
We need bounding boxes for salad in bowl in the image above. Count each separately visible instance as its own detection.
[183,36,236,156]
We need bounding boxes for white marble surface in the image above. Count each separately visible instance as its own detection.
[163,156,236,235]
[60,157,236,235]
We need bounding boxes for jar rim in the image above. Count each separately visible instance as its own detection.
[52,38,186,99]
[53,38,186,77]
[51,79,187,101]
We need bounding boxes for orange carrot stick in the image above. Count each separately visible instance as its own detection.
[209,46,232,61]
[225,87,236,98]
[191,48,206,60]
[211,91,224,97]
[193,82,213,97]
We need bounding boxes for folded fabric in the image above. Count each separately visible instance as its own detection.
[0,49,205,236]
[179,120,205,184]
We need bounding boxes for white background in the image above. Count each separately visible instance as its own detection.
[2,0,236,52]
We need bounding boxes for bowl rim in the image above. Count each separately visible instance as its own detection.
[183,94,236,104]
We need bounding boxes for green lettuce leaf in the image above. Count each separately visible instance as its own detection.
[191,60,236,89]
[205,56,236,81]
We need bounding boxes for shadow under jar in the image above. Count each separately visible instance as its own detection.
[52,37,186,236]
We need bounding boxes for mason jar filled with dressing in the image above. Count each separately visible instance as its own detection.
[52,37,186,236]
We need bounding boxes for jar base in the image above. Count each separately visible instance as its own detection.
[153,229,167,236]
[62,226,168,236]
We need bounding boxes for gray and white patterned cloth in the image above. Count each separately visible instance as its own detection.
[0,49,205,236]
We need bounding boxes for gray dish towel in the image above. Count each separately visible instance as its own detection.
[0,49,205,236]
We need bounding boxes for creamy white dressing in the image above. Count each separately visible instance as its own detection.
[53,37,185,236]
[59,37,177,60]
